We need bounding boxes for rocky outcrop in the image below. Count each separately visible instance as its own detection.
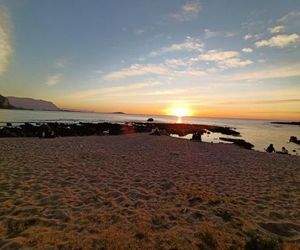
[0,95,15,109]
[0,122,240,138]
[290,136,300,145]
[219,137,254,150]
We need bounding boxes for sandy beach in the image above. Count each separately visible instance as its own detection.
[0,134,299,249]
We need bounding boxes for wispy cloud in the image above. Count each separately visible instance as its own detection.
[102,64,169,81]
[102,61,206,81]
[195,50,253,69]
[172,0,201,22]
[204,29,235,39]
[149,36,204,57]
[70,81,161,98]
[228,63,300,81]
[134,28,146,35]
[242,48,253,53]
[255,33,300,48]
[268,25,285,34]
[220,99,300,105]
[243,34,252,40]
[198,50,239,61]
[46,74,62,86]
[204,29,220,39]
[278,11,300,23]
[0,7,12,75]
[54,58,69,68]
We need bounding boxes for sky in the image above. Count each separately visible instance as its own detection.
[0,0,300,120]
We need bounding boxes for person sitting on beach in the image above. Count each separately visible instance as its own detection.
[149,127,161,136]
[281,147,288,154]
[266,144,275,153]
[191,131,202,141]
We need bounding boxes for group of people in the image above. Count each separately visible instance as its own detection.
[266,144,289,154]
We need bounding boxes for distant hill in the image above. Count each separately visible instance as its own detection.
[7,96,60,111]
[0,95,15,109]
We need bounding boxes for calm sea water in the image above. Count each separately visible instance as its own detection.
[0,109,299,155]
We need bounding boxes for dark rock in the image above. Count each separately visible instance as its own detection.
[147,118,154,122]
[6,122,12,127]
[219,137,254,150]
[271,121,300,126]
[289,136,300,145]
[191,131,202,141]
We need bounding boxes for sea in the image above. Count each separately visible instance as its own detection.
[0,109,299,155]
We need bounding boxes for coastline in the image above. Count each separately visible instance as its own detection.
[0,134,299,249]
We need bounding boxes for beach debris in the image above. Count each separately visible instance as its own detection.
[289,136,300,145]
[219,138,254,150]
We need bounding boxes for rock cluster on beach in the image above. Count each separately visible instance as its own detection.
[219,137,254,150]
[0,122,240,138]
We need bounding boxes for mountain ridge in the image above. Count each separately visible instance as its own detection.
[0,95,61,111]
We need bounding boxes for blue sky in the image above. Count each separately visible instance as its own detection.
[0,0,300,119]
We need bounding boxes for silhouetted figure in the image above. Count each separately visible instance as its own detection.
[281,147,288,154]
[149,127,161,136]
[266,144,275,153]
[191,131,202,141]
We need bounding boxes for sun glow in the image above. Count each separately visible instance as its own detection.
[168,107,191,117]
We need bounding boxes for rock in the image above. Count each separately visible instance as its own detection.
[219,137,254,150]
[289,136,300,145]
[147,118,154,122]
[6,122,12,127]
[191,131,202,141]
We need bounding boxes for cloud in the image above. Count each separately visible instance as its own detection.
[220,99,300,105]
[102,60,207,81]
[203,29,235,39]
[268,25,285,34]
[204,29,220,39]
[244,34,252,40]
[70,81,161,98]
[46,74,62,86]
[228,63,300,81]
[135,28,145,35]
[164,59,187,68]
[278,11,300,23]
[255,33,300,48]
[198,50,239,61]
[225,32,235,38]
[102,64,169,81]
[194,50,253,69]
[0,8,12,75]
[172,0,201,22]
[149,36,204,57]
[217,58,253,69]
[242,48,253,53]
[54,58,68,68]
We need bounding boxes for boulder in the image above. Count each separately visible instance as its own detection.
[289,136,300,145]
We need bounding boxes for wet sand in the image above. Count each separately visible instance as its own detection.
[0,134,299,249]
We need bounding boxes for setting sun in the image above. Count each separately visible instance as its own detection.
[169,107,191,117]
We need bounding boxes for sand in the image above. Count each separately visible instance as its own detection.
[0,134,299,249]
